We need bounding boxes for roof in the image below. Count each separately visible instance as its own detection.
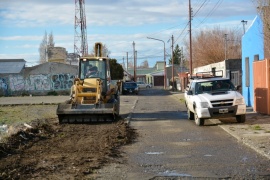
[0,59,26,74]
[150,70,164,76]
[127,68,156,75]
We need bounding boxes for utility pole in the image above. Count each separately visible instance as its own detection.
[189,0,193,75]
[224,34,228,60]
[135,51,137,82]
[126,52,128,71]
[241,20,247,34]
[122,56,125,70]
[171,35,174,91]
[133,41,136,82]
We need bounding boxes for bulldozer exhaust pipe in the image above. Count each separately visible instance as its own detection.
[95,42,103,57]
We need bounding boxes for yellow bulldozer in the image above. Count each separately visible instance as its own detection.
[56,42,120,123]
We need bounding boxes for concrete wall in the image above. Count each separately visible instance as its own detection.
[242,15,264,107]
[194,61,226,77]
[194,59,241,76]
[0,62,78,96]
[193,59,242,88]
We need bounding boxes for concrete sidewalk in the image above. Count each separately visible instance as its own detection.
[170,91,270,160]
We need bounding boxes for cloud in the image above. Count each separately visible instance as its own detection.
[0,52,39,66]
[0,36,42,41]
[0,1,189,28]
[0,1,73,27]
[0,0,257,28]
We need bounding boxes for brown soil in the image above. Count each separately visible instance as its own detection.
[0,117,137,179]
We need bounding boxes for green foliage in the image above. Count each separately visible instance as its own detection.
[252,125,263,130]
[110,59,124,80]
[169,44,185,65]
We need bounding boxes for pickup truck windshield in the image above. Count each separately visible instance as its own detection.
[195,80,235,95]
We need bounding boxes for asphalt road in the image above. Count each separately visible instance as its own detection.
[93,88,270,179]
[1,89,270,179]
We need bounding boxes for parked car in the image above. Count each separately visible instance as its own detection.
[184,70,246,126]
[136,81,152,89]
[122,82,139,95]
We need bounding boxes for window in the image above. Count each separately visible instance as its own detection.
[231,71,240,87]
[245,57,250,87]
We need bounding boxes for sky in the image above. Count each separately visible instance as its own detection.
[0,0,259,68]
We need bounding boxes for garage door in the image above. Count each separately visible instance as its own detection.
[154,76,164,86]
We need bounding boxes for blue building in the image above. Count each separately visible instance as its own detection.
[242,15,264,107]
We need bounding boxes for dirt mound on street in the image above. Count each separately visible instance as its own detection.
[0,118,137,179]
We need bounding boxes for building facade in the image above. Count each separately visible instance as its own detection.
[242,15,264,107]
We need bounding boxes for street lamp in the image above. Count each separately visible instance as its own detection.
[147,37,166,89]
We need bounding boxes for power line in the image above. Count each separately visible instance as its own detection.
[194,0,224,29]
[171,0,211,46]
[174,22,190,44]
[193,0,210,18]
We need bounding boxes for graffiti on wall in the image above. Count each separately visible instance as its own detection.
[0,77,8,95]
[0,78,8,90]
[0,74,75,94]
[26,75,51,91]
[51,74,75,90]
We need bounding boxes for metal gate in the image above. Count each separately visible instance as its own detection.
[253,59,270,114]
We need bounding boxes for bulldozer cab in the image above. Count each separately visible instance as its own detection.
[79,58,108,80]
[79,57,111,92]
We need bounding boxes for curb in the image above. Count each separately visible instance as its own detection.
[219,125,270,160]
[124,99,138,126]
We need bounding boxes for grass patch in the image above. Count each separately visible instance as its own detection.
[179,98,185,103]
[252,125,263,130]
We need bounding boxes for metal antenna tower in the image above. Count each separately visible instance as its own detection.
[74,0,88,57]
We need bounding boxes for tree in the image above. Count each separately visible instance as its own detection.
[39,31,47,64]
[169,44,185,65]
[48,32,55,47]
[90,43,111,57]
[39,31,55,64]
[110,59,124,80]
[185,26,242,68]
[102,44,110,57]
[127,60,134,69]
[138,60,149,68]
[257,1,270,58]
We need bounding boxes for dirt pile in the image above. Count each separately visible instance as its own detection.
[0,118,137,179]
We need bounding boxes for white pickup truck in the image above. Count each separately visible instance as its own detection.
[184,72,246,126]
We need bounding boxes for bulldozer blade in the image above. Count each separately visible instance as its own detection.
[58,114,115,124]
[57,103,118,124]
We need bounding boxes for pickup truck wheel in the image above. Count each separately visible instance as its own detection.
[195,111,205,126]
[188,109,194,120]
[236,114,246,123]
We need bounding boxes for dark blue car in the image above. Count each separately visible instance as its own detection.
[122,82,139,95]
